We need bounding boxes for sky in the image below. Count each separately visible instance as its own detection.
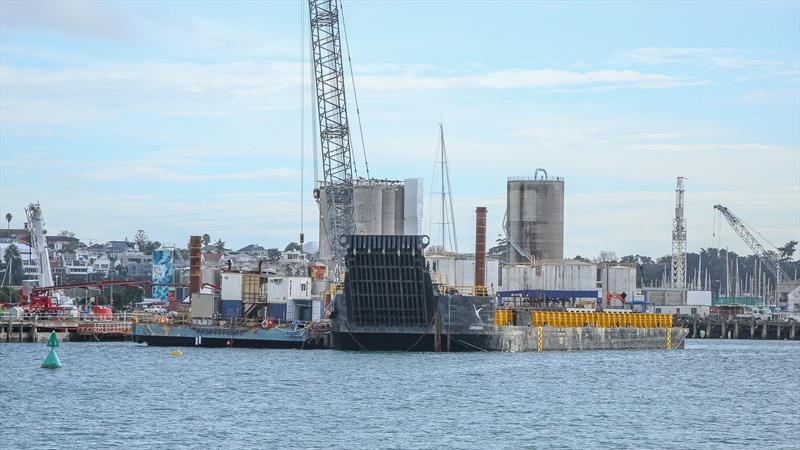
[0,0,798,258]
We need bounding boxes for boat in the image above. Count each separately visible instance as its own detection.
[330,234,689,352]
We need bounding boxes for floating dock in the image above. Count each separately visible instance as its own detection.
[132,322,331,349]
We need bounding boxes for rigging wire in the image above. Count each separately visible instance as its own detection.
[299,0,305,250]
[339,0,371,180]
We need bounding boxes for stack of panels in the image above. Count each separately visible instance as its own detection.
[344,235,433,327]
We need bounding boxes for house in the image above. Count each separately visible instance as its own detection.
[281,249,307,264]
[237,244,269,259]
[92,255,112,276]
[0,228,29,242]
[87,243,106,258]
[105,240,136,259]
[45,235,80,254]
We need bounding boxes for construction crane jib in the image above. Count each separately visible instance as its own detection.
[309,0,355,267]
[713,204,788,284]
[671,177,687,289]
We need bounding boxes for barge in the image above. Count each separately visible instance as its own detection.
[330,235,689,352]
[133,322,331,349]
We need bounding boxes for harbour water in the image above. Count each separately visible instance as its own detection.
[1,340,798,449]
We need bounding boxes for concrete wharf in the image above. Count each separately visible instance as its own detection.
[677,317,800,340]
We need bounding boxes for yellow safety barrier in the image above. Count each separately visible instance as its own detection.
[529,311,672,329]
[495,310,514,326]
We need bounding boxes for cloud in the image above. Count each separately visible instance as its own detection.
[0,0,131,39]
[619,48,799,81]
[356,68,698,92]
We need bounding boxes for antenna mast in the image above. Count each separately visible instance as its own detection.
[671,177,687,288]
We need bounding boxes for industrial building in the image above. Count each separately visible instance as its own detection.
[318,178,423,260]
[427,253,500,290]
[505,170,564,263]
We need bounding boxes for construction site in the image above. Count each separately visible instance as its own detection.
[1,0,798,349]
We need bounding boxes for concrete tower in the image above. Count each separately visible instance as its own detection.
[506,169,564,263]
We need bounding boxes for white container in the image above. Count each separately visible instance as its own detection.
[221,272,243,301]
[266,276,311,303]
[191,293,216,319]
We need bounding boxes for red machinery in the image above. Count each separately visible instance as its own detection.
[606,291,628,307]
[12,279,188,314]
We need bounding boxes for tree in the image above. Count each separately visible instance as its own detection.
[284,242,302,252]
[201,233,211,247]
[598,251,617,263]
[134,230,161,255]
[213,239,226,253]
[267,248,281,262]
[778,241,797,262]
[2,244,23,285]
[58,230,76,237]
[4,213,10,230]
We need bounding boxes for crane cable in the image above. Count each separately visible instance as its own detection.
[339,0,370,180]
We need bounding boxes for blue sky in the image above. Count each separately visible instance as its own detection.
[1,0,798,258]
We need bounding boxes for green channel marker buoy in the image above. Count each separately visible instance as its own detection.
[41,331,62,369]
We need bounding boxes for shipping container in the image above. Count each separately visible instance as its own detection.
[292,299,313,322]
[266,276,312,303]
[220,299,242,318]
[191,293,216,318]
[266,303,287,321]
[221,273,243,301]
[242,273,263,303]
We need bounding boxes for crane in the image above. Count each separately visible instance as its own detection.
[308,0,355,268]
[713,204,789,284]
[25,203,54,288]
[671,177,687,288]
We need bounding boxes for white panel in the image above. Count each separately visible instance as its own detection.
[687,290,712,305]
[221,273,243,301]
[403,178,423,235]
[312,300,322,320]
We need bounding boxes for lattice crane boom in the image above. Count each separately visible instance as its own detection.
[713,204,788,282]
[308,0,355,265]
[671,177,687,288]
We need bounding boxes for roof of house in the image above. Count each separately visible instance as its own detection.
[46,235,80,243]
[203,252,223,263]
[106,241,135,252]
[237,244,266,253]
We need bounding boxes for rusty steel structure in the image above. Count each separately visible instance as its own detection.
[189,235,202,295]
[475,207,488,287]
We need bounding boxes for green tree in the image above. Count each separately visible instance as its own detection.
[267,248,281,262]
[202,233,211,247]
[3,244,23,285]
[213,239,226,253]
[778,241,797,262]
[4,213,11,230]
[284,242,302,252]
[134,230,161,254]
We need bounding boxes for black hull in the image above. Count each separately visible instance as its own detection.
[134,335,314,349]
[333,332,494,352]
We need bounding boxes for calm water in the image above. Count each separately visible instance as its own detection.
[1,340,798,449]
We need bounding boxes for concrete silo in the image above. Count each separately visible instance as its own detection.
[506,170,564,263]
[318,178,423,260]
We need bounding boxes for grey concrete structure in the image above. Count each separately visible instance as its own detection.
[319,178,423,259]
[506,174,564,263]
[488,326,688,352]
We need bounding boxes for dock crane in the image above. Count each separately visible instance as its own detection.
[308,0,355,270]
[713,204,790,284]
